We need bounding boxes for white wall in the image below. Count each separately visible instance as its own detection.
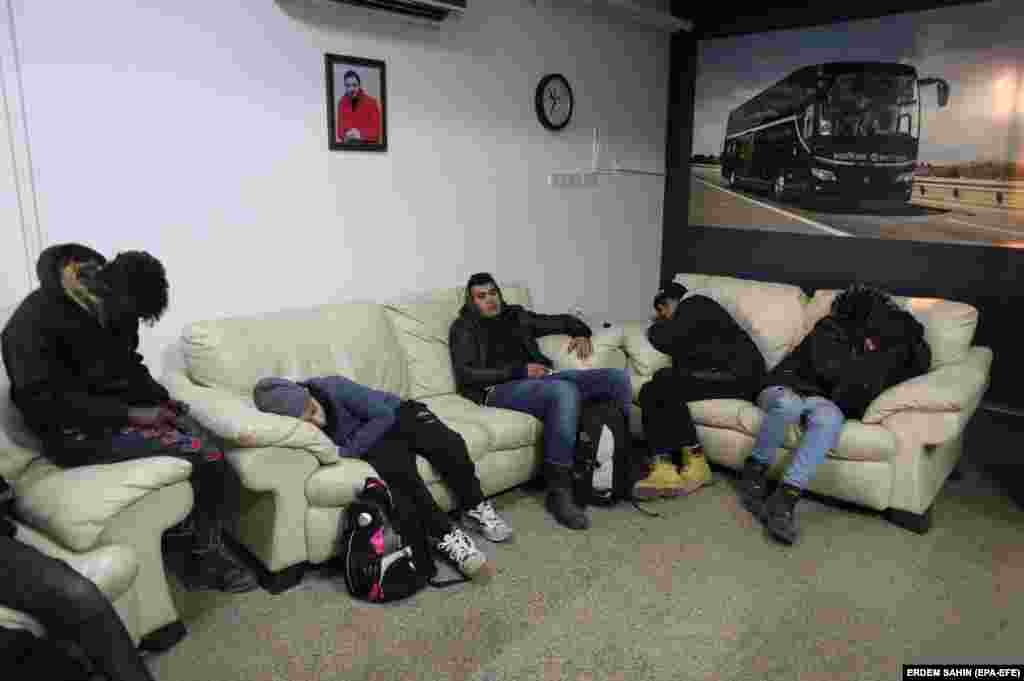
[9,0,668,374]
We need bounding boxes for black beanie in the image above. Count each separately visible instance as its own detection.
[653,281,688,308]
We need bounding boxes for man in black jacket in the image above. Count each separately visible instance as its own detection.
[449,273,632,530]
[2,243,256,596]
[737,284,931,545]
[635,282,766,499]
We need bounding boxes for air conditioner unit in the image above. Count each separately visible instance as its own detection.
[327,0,466,22]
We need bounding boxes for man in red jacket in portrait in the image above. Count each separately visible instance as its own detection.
[337,70,381,144]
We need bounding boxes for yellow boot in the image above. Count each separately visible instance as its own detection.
[632,456,688,499]
[677,445,713,495]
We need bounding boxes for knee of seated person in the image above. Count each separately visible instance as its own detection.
[808,401,844,429]
[545,379,580,405]
[757,386,800,414]
[50,564,108,621]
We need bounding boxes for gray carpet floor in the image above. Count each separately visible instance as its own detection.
[146,416,1023,681]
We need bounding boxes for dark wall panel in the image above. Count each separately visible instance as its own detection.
[662,5,1021,409]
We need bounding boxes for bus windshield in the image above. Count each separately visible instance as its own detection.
[818,72,919,140]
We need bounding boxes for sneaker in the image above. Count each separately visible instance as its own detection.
[631,456,687,499]
[186,547,259,593]
[464,501,514,542]
[435,527,487,577]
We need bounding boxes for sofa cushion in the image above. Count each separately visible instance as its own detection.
[805,291,978,369]
[420,394,540,450]
[13,457,193,552]
[383,301,458,400]
[620,321,672,377]
[674,273,809,371]
[182,302,408,399]
[537,325,628,372]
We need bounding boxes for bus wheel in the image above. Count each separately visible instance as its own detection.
[773,173,788,201]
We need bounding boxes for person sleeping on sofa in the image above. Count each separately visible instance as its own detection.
[1,475,155,681]
[634,281,767,500]
[252,375,513,578]
[737,284,931,545]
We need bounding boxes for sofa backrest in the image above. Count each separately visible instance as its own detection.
[0,303,44,480]
[804,290,979,369]
[383,284,533,400]
[673,273,810,371]
[181,302,409,400]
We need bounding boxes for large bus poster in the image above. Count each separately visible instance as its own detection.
[720,62,949,205]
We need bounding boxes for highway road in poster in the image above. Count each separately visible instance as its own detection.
[689,164,1024,248]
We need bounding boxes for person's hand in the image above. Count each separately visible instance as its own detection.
[344,128,362,141]
[127,406,177,428]
[567,336,593,360]
[526,363,551,378]
[164,399,190,416]
[864,337,879,352]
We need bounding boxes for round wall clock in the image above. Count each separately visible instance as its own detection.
[535,73,574,131]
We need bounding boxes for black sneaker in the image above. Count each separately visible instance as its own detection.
[186,547,259,593]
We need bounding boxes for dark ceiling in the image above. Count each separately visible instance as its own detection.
[674,0,992,39]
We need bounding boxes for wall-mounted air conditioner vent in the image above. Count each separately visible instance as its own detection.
[328,0,466,22]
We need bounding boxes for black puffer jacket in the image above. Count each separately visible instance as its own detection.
[764,287,932,419]
[647,294,766,387]
[1,244,170,447]
[449,283,591,405]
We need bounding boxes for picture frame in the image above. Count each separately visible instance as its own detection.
[325,53,387,152]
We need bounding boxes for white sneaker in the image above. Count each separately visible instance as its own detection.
[435,527,487,576]
[592,425,615,493]
[464,500,514,542]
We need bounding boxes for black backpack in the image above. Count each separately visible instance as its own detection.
[339,478,466,602]
[571,399,637,508]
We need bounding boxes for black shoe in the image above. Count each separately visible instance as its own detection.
[738,457,770,518]
[762,484,801,545]
[544,463,590,530]
[186,547,260,593]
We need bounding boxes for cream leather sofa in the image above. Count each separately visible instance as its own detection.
[612,273,992,533]
[0,308,195,651]
[165,285,627,592]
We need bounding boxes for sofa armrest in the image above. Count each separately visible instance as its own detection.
[537,325,628,371]
[862,346,992,444]
[12,520,140,602]
[13,456,192,552]
[163,369,340,465]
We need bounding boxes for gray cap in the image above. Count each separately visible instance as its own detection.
[253,378,309,418]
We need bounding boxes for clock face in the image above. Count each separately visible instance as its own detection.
[536,74,573,131]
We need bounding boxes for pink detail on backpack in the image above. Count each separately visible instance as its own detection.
[370,527,385,555]
[368,582,383,601]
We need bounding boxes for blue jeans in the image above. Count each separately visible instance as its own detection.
[486,368,632,467]
[749,386,845,489]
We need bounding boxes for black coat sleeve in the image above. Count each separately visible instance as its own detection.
[449,318,524,389]
[521,309,592,339]
[3,321,131,432]
[123,325,170,405]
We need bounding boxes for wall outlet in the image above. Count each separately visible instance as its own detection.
[549,172,598,187]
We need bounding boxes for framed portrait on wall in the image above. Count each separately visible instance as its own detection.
[325,53,387,152]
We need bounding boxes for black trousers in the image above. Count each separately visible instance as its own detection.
[639,367,761,466]
[0,533,155,681]
[361,402,484,539]
[46,412,228,551]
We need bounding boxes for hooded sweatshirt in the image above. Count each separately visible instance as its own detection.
[448,277,591,405]
[1,243,170,450]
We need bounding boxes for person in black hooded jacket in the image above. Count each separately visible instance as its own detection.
[2,243,256,598]
[634,282,766,499]
[736,284,931,545]
[449,273,633,530]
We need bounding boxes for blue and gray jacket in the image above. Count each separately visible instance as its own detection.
[300,375,402,459]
